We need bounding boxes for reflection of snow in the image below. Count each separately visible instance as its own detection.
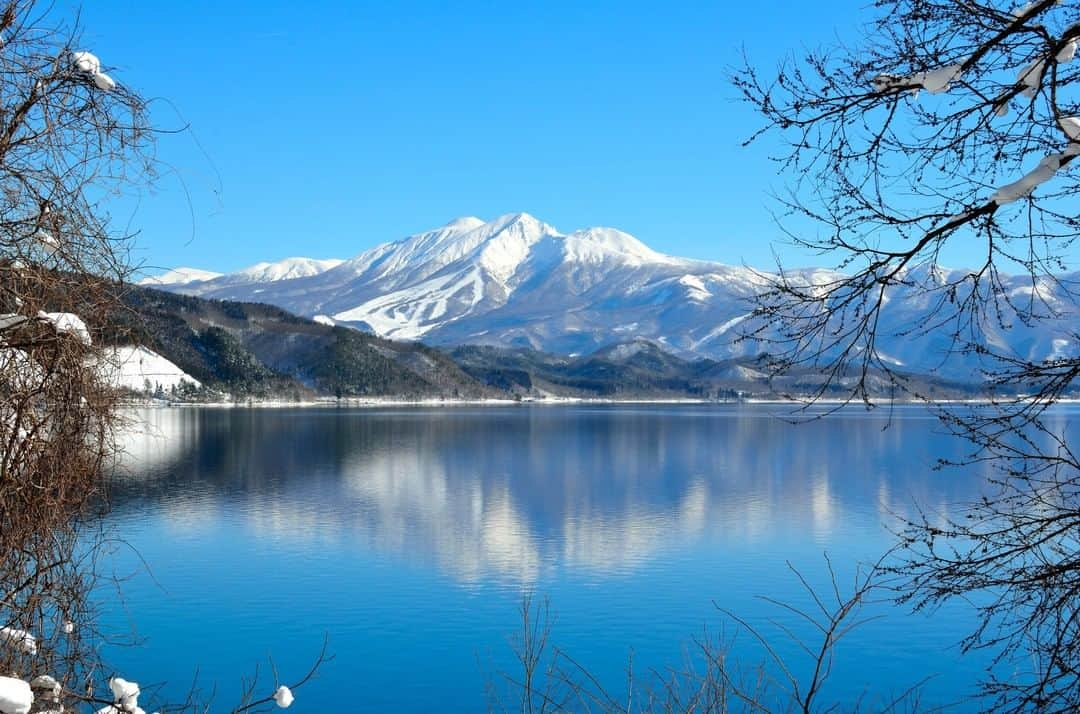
[561,511,666,574]
[339,446,544,582]
[562,479,711,574]
[479,492,543,583]
[811,474,834,538]
[149,418,872,585]
[245,466,718,584]
[877,478,893,519]
[113,408,194,477]
[109,407,983,589]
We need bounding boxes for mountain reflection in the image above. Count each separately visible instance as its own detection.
[111,406,988,584]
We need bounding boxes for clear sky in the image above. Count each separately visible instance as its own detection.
[72,0,870,275]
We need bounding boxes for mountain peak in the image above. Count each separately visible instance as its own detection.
[471,213,560,283]
[444,216,486,231]
[484,212,557,235]
[230,257,344,282]
[563,226,673,265]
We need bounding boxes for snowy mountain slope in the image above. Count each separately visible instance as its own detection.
[145,213,1080,378]
[99,345,201,393]
[142,257,343,295]
[223,257,343,283]
[138,267,222,286]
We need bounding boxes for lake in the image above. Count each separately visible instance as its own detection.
[101,404,1006,711]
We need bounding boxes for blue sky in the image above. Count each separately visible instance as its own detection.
[74,0,870,275]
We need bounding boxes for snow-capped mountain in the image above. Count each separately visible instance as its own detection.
[144,257,343,294]
[142,213,1080,378]
[144,213,769,354]
[138,267,223,286]
[222,257,344,283]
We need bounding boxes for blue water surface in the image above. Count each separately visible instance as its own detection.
[98,404,1014,711]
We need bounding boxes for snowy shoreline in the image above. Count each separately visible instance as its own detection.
[116,395,1060,410]
[123,396,724,409]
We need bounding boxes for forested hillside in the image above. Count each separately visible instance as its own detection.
[77,283,984,402]
[99,285,494,399]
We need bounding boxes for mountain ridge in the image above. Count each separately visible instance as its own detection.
[140,213,1080,378]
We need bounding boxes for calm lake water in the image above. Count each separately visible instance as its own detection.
[100,404,1015,712]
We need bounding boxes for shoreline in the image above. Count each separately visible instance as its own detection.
[123,396,730,409]
[117,395,1077,409]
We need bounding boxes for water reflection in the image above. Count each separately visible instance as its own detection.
[112,406,989,585]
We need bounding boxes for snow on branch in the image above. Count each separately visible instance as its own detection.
[989,116,1080,205]
[70,50,115,92]
[95,677,156,714]
[990,148,1077,203]
[873,63,963,95]
[273,685,294,708]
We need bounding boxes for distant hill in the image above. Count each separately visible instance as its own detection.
[450,339,980,401]
[450,341,730,399]
[72,283,980,402]
[99,285,495,400]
